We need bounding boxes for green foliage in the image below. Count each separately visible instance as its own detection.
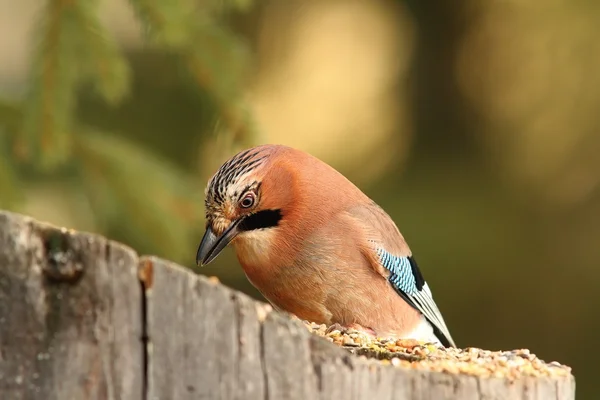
[76,129,202,260]
[77,2,131,105]
[21,0,132,169]
[0,0,256,264]
[128,0,254,134]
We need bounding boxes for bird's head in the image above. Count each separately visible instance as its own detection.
[196,145,292,266]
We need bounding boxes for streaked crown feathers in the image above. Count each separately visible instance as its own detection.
[204,147,270,216]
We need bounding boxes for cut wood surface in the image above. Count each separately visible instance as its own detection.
[0,210,576,400]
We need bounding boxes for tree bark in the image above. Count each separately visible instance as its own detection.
[0,210,575,400]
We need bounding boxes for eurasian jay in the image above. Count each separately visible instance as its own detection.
[196,144,456,347]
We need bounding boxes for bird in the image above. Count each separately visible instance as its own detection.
[196,144,456,347]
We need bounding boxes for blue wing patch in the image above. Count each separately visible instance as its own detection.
[375,246,457,347]
[376,248,418,295]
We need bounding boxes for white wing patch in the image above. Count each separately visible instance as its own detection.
[404,316,441,345]
[409,283,455,347]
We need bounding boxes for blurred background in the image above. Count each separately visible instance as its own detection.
[1,0,599,397]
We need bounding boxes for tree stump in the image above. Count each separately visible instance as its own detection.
[0,210,575,399]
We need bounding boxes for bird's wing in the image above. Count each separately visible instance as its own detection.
[346,203,456,347]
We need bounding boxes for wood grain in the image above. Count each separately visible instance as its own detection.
[0,210,576,400]
[0,210,142,400]
[143,256,576,400]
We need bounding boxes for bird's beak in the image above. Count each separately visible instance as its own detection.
[196,219,242,266]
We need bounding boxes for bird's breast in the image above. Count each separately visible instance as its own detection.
[232,229,278,274]
[233,231,334,323]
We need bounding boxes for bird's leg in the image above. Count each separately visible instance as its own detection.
[325,322,377,337]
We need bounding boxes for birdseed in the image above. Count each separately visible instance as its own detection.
[302,321,572,380]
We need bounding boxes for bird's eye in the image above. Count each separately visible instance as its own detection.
[239,193,256,209]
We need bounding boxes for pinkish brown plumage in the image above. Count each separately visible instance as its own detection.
[197,144,456,347]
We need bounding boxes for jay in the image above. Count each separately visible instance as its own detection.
[196,144,456,347]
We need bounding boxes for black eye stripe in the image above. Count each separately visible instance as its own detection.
[239,209,282,231]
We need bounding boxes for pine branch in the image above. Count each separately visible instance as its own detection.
[127,0,197,47]
[22,0,84,169]
[74,0,131,105]
[23,0,131,170]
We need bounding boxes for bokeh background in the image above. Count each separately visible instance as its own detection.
[1,0,599,397]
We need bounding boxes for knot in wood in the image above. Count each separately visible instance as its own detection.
[42,229,83,283]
